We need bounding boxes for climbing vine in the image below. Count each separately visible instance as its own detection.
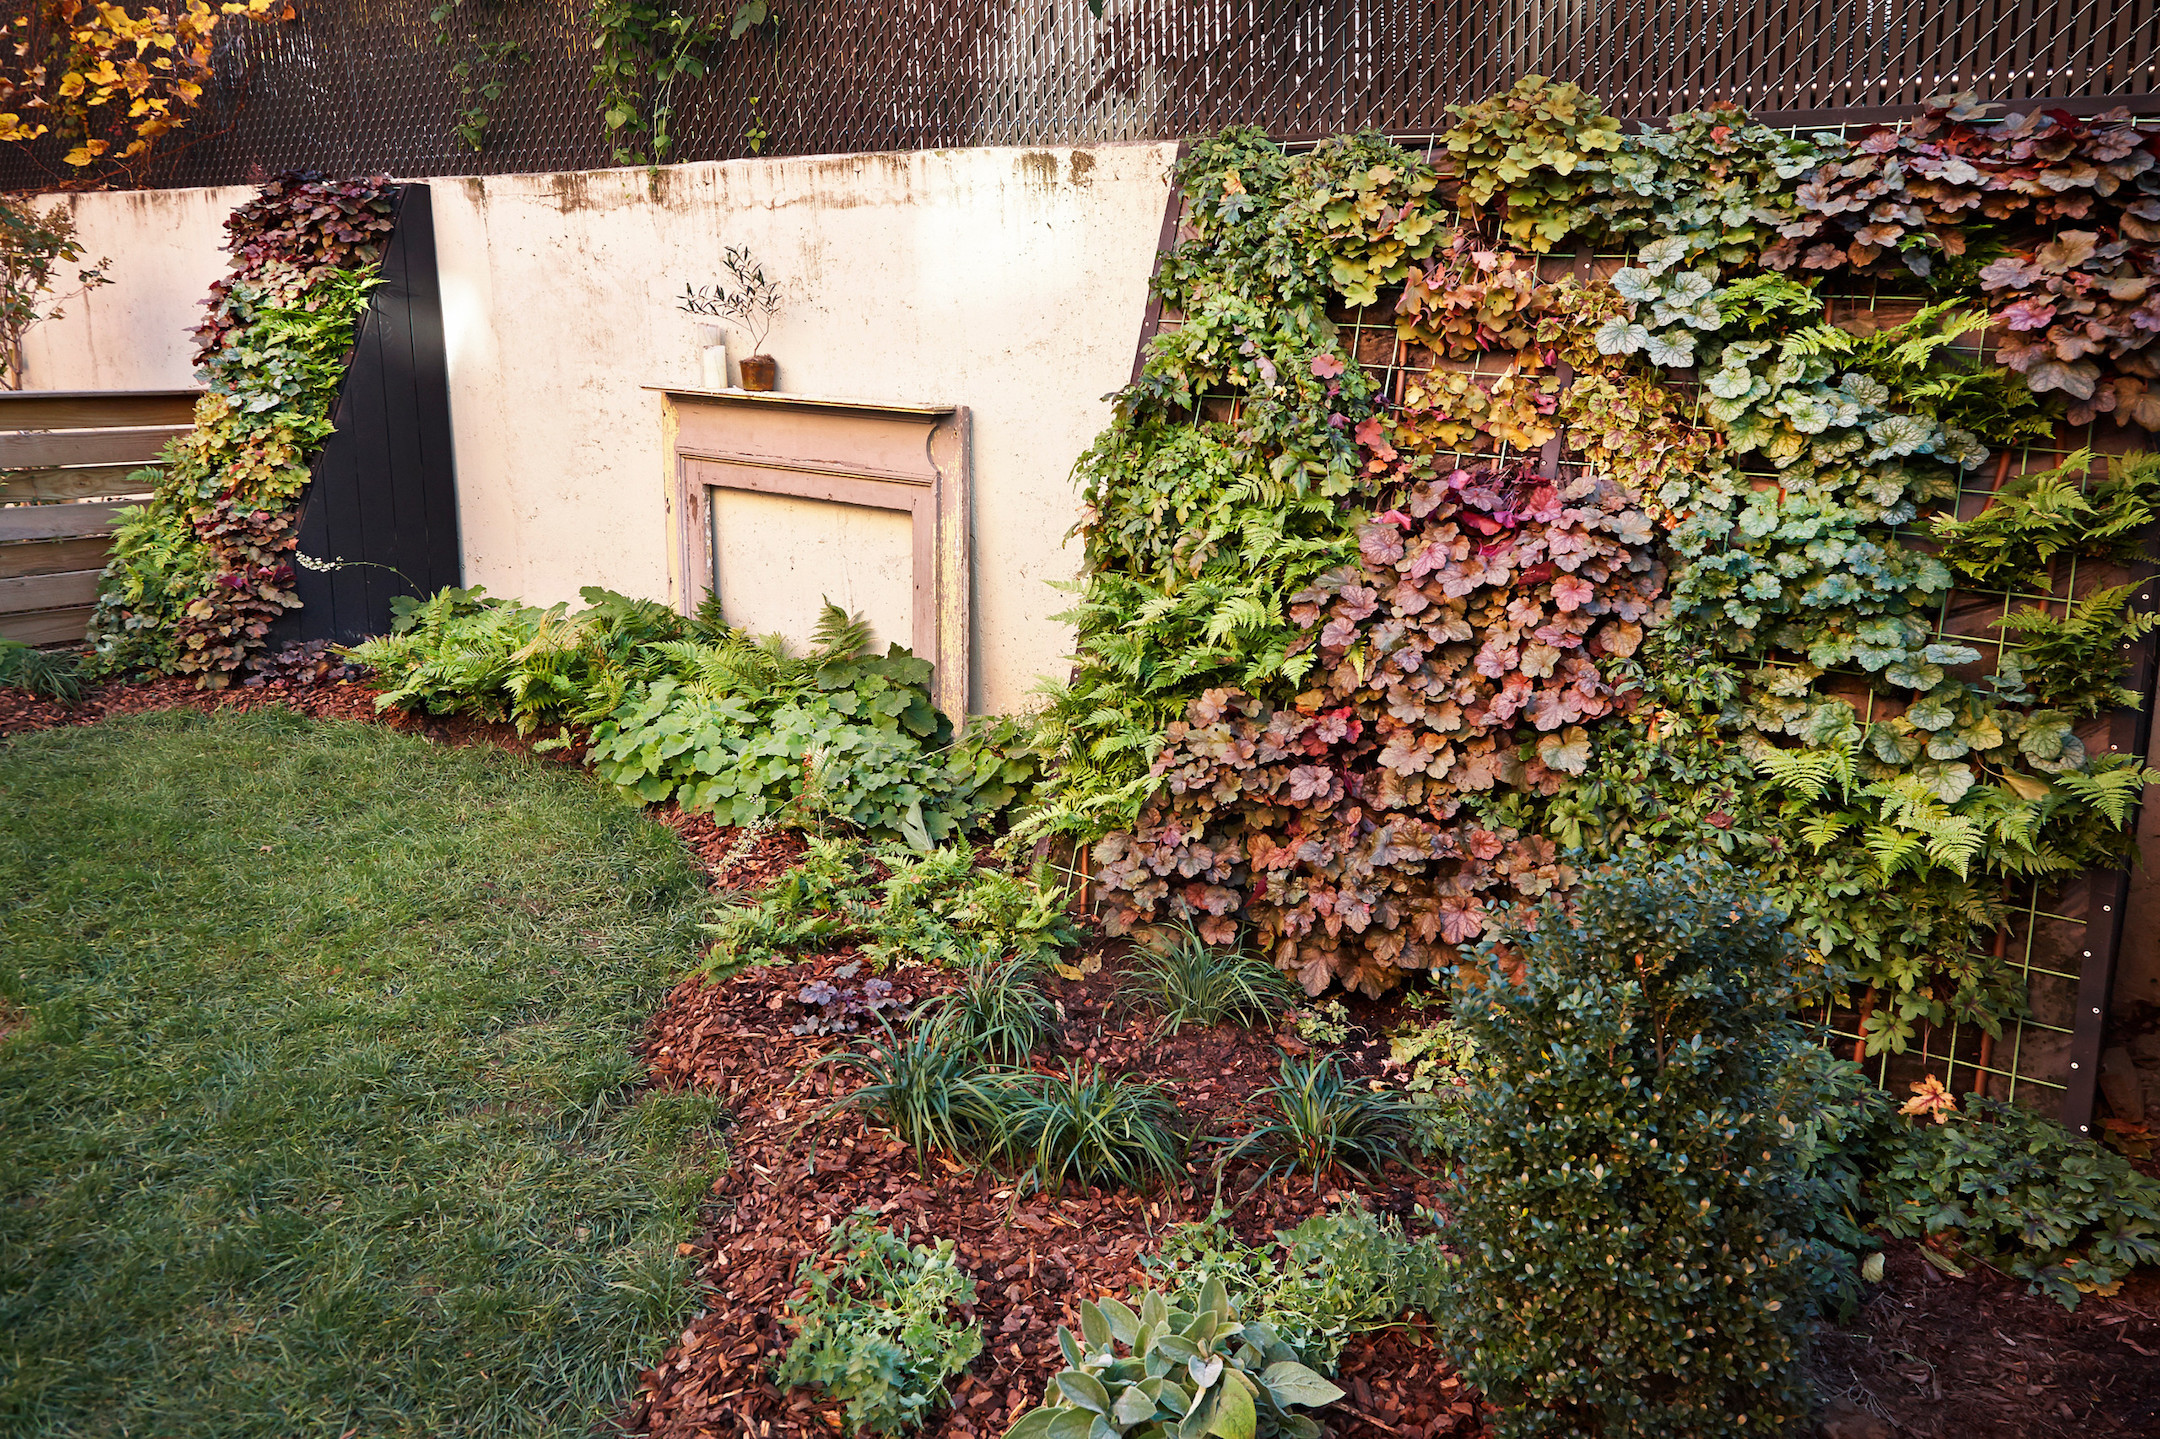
[90,172,395,685]
[1061,89,2160,1053]
[0,0,288,177]
[589,0,777,165]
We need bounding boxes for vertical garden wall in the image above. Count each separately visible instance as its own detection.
[1041,87,2160,1130]
[89,175,459,679]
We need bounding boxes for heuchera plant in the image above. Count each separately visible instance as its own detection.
[1768,94,2160,427]
[91,173,395,683]
[1095,460,1664,996]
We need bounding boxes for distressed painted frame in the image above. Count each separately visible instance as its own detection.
[652,386,972,719]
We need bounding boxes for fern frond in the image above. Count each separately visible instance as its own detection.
[810,600,873,661]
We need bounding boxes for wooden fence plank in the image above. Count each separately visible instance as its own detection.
[0,427,188,469]
[0,465,160,503]
[0,500,125,543]
[0,604,94,646]
[0,536,112,580]
[0,569,100,611]
[0,390,200,429]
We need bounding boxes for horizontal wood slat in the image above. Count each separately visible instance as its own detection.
[0,390,200,429]
[0,464,160,503]
[0,427,188,469]
[0,536,112,580]
[0,568,100,612]
[0,604,94,646]
[0,500,125,543]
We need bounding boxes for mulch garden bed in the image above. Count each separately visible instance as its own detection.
[1812,1246,2160,1438]
[628,948,1475,1439]
[10,659,2160,1439]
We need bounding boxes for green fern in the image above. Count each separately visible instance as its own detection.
[1933,450,2160,584]
[1996,582,2160,719]
[810,599,874,662]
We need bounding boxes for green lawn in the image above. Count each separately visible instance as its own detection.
[0,708,720,1437]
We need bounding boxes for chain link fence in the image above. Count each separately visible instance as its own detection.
[3,0,2157,190]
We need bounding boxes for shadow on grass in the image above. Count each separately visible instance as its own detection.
[0,708,722,1438]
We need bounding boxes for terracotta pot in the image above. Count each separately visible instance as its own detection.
[739,354,778,392]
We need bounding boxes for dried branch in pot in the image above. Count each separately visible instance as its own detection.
[679,244,785,357]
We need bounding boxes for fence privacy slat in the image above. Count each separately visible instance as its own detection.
[0,501,127,545]
[0,569,100,611]
[0,604,97,647]
[0,465,160,504]
[1,0,2152,188]
[0,536,114,580]
[0,392,200,429]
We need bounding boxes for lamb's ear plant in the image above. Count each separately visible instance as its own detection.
[1003,1278,1345,1439]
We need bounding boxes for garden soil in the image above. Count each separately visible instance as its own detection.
[7,666,2159,1438]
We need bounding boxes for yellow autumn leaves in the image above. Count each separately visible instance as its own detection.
[1,0,287,167]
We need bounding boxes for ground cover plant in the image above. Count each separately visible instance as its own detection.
[0,707,716,1436]
[354,588,1043,848]
[776,1214,985,1436]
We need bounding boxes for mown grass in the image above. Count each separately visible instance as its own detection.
[0,708,721,1438]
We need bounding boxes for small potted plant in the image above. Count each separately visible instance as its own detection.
[679,245,785,391]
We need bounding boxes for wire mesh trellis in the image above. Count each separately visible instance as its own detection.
[2,0,2158,191]
[1130,110,2160,1131]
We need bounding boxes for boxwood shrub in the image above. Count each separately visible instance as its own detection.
[1438,853,1821,1439]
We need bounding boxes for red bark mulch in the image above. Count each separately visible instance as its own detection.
[1812,1244,2160,1438]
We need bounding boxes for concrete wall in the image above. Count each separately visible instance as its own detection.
[18,185,249,389]
[19,142,1177,713]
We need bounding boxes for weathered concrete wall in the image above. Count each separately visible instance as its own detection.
[433,143,1173,713]
[20,143,1176,713]
[18,185,248,389]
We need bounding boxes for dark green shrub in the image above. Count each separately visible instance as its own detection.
[1003,1279,1343,1439]
[1216,1054,1418,1189]
[917,954,1055,1066]
[1127,926,1300,1034]
[1002,1062,1186,1194]
[775,1213,983,1435]
[1439,853,1821,1439]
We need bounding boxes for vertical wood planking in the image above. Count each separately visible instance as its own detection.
[279,182,461,646]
